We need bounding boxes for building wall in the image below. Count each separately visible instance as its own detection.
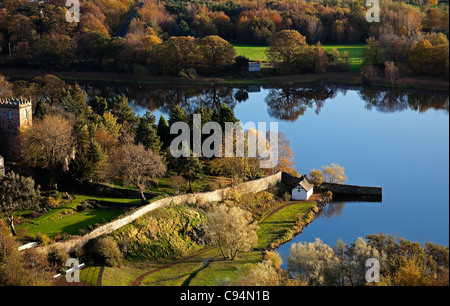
[292,186,313,200]
[0,101,32,159]
[292,186,307,200]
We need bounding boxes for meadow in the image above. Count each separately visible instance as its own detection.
[233,43,365,72]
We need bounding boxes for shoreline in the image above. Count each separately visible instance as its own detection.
[1,68,448,92]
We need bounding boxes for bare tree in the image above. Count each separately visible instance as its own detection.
[306,16,323,44]
[322,164,348,184]
[169,175,186,194]
[20,114,74,170]
[120,143,166,203]
[205,205,258,260]
[384,61,400,84]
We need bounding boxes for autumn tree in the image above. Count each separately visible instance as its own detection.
[287,238,341,286]
[309,169,324,188]
[20,114,75,170]
[266,30,314,74]
[206,205,259,260]
[384,61,400,84]
[267,132,298,176]
[120,143,166,203]
[0,74,12,98]
[197,35,236,71]
[0,172,40,236]
[322,164,348,184]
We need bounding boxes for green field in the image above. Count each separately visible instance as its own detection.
[233,43,365,72]
[17,194,142,238]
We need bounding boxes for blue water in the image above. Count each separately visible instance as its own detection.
[84,83,449,247]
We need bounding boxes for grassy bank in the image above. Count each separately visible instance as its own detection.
[103,200,320,286]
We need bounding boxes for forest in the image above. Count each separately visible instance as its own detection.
[0,0,449,83]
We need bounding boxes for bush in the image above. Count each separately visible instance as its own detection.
[36,233,51,246]
[91,236,123,267]
[47,247,70,273]
[45,196,62,209]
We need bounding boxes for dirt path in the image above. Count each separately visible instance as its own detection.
[131,248,214,286]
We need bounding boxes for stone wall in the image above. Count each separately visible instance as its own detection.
[79,182,161,200]
[37,172,283,254]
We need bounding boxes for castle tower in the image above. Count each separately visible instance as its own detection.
[0,97,33,159]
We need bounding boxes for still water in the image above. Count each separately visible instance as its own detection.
[82,83,449,248]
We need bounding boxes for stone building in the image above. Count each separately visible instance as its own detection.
[0,98,33,159]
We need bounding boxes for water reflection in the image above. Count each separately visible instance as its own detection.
[76,83,449,120]
[360,89,449,113]
[319,202,346,219]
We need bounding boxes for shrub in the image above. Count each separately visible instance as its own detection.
[47,247,70,273]
[45,196,61,209]
[91,236,123,267]
[36,233,51,246]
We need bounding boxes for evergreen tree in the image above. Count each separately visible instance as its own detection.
[157,114,171,149]
[60,83,89,119]
[111,95,136,125]
[168,104,187,126]
[89,96,108,116]
[34,99,47,119]
[0,172,40,236]
[178,156,204,193]
[136,112,162,154]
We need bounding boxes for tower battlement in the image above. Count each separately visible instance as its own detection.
[0,97,33,108]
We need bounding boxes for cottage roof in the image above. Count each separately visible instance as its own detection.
[297,178,313,192]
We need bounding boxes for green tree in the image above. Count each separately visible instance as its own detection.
[0,172,40,235]
[136,112,162,153]
[178,156,203,193]
[157,114,171,149]
[34,99,47,119]
[89,96,108,116]
[111,95,136,125]
[60,83,89,119]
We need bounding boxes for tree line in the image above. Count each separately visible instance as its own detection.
[0,0,448,79]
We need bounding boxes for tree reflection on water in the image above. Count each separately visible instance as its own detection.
[77,83,449,120]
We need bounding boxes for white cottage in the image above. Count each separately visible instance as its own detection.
[292,178,314,200]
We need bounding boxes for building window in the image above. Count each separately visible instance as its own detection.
[7,110,12,120]
[24,109,28,119]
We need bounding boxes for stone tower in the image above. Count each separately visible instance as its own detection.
[0,97,33,159]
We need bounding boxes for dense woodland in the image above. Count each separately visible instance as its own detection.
[0,0,448,78]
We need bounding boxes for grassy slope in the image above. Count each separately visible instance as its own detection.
[233,43,365,72]
[103,200,318,286]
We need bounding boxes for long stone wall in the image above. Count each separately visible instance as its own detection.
[37,172,283,254]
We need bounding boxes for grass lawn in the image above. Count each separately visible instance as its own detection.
[233,43,365,72]
[257,201,316,249]
[322,44,365,72]
[233,43,269,62]
[17,194,142,238]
